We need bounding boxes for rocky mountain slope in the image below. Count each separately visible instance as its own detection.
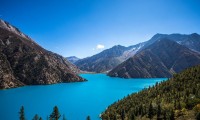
[75,43,144,73]
[102,65,200,120]
[66,56,80,64]
[108,39,200,78]
[0,19,85,89]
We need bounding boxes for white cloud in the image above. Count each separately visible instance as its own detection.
[96,44,105,50]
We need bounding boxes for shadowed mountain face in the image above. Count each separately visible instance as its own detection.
[108,39,200,78]
[0,19,85,89]
[75,43,145,73]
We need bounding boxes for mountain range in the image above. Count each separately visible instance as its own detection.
[0,19,85,89]
[74,43,145,73]
[74,33,200,78]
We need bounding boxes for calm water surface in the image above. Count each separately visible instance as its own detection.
[0,74,167,120]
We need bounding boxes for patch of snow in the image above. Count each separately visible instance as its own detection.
[121,43,145,60]
[177,41,182,44]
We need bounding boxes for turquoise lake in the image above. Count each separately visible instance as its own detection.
[0,74,167,120]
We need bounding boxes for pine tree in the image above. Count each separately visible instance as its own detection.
[19,106,25,120]
[174,101,177,109]
[157,103,161,120]
[185,98,190,109]
[177,101,181,110]
[121,109,125,120]
[62,114,67,120]
[163,110,167,120]
[86,115,90,120]
[170,110,175,120]
[32,114,39,120]
[139,104,143,115]
[131,113,135,120]
[148,103,154,120]
[50,106,61,120]
[135,107,138,116]
[113,115,117,120]
[196,112,200,120]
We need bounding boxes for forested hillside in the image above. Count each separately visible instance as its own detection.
[102,65,200,120]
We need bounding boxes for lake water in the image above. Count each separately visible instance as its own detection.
[0,74,166,120]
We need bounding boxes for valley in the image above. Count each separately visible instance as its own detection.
[0,4,200,119]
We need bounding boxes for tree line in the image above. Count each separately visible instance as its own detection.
[19,106,91,120]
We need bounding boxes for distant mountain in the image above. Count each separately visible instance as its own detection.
[75,43,145,73]
[66,56,80,64]
[108,39,200,78]
[0,19,85,89]
[102,65,200,120]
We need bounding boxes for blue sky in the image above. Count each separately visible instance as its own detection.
[0,0,200,58]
